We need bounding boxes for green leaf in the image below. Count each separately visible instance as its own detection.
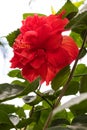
[73,64,87,81]
[47,126,71,130]
[23,13,46,19]
[11,78,39,96]
[70,99,87,116]
[73,0,85,7]
[72,114,87,125]
[51,66,70,91]
[66,11,87,34]
[70,31,82,47]
[16,107,26,118]
[57,0,78,19]
[51,118,70,127]
[80,75,87,93]
[8,69,23,79]
[0,110,13,128]
[6,29,20,47]
[0,83,24,102]
[65,81,79,95]
[20,78,39,95]
[53,93,87,116]
[42,90,56,101]
[0,124,12,130]
[23,104,32,110]
[0,104,17,114]
[23,95,42,106]
[17,118,33,128]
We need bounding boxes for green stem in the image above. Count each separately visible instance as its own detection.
[34,91,53,108]
[43,31,87,130]
[73,73,87,77]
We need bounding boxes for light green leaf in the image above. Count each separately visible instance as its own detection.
[73,0,85,7]
[8,69,23,79]
[23,13,46,19]
[70,31,82,47]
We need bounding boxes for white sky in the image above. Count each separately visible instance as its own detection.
[0,0,85,36]
[0,0,66,36]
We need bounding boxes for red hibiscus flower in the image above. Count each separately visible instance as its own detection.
[10,13,79,85]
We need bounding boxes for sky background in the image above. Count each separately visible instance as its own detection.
[0,0,82,36]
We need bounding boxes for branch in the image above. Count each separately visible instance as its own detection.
[34,91,53,108]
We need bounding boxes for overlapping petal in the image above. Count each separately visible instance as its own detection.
[10,13,79,84]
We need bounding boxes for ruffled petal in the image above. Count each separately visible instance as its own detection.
[61,36,79,62]
[22,65,38,82]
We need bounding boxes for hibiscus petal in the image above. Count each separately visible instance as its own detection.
[45,34,62,50]
[47,47,70,69]
[61,36,79,61]
[22,65,38,82]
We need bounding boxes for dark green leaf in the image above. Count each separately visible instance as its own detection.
[70,99,87,116]
[79,47,87,59]
[6,29,20,47]
[23,95,42,106]
[53,109,74,124]
[23,13,46,19]
[0,83,24,102]
[57,0,78,19]
[11,78,39,96]
[20,78,39,95]
[73,64,87,81]
[0,110,13,128]
[17,118,33,128]
[0,104,16,114]
[80,75,87,93]
[8,69,23,79]
[0,125,11,130]
[47,126,71,130]
[66,11,87,34]
[51,118,70,127]
[72,114,87,125]
[65,81,79,95]
[52,66,70,91]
